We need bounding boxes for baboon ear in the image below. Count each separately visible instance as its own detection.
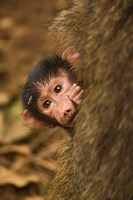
[22,109,50,129]
[62,47,80,64]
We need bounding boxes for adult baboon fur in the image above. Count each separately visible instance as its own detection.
[47,0,133,199]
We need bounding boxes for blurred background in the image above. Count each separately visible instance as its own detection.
[0,1,70,199]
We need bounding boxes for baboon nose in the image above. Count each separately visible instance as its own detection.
[64,109,72,116]
[66,109,71,113]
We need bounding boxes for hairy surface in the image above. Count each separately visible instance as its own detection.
[48,0,133,199]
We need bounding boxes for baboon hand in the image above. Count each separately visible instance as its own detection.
[68,83,83,105]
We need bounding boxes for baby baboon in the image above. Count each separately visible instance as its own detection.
[21,48,82,132]
[47,0,133,199]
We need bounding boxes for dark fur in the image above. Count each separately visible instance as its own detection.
[21,55,76,127]
[47,0,133,199]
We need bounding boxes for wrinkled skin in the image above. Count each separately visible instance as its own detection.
[37,71,83,127]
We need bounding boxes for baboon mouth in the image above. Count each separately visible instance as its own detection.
[66,111,77,125]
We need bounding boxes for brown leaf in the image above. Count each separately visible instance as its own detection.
[0,166,41,187]
[0,144,31,155]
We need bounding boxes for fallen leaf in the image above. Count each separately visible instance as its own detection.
[0,166,41,187]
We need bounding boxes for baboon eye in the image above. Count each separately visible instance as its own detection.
[43,100,51,108]
[54,85,62,93]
